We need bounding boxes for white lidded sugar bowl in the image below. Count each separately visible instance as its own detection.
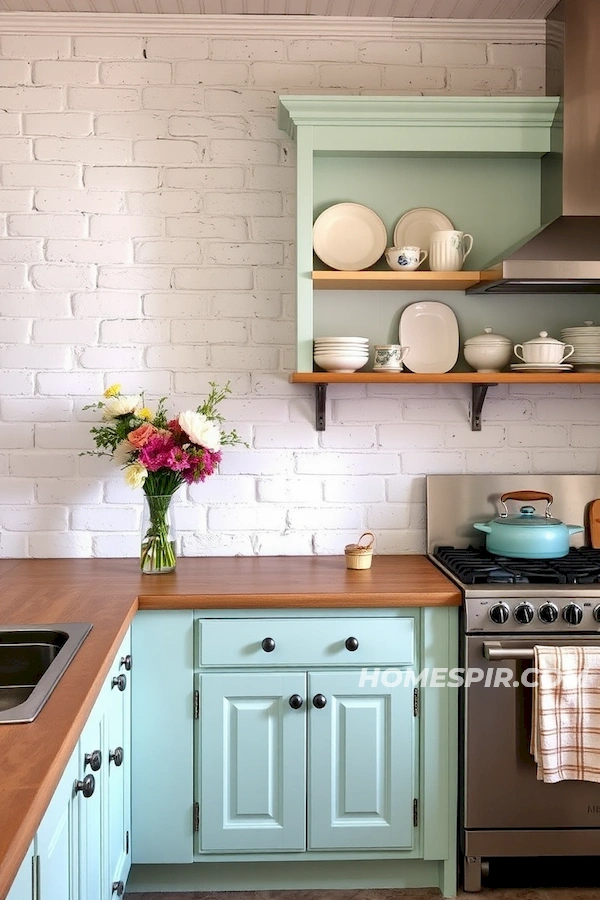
[514,331,575,365]
[463,327,513,373]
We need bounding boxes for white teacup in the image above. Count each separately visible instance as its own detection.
[374,345,408,370]
[514,331,575,365]
[429,230,474,272]
[385,246,428,272]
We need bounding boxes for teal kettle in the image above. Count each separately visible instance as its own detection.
[473,490,584,559]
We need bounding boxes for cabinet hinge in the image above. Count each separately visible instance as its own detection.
[413,687,419,717]
[126,830,130,854]
[194,801,200,832]
[413,798,418,827]
[194,689,199,719]
[32,854,40,900]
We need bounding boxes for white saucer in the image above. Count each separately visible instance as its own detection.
[510,363,573,372]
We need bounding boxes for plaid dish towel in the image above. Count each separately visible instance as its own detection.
[531,645,600,783]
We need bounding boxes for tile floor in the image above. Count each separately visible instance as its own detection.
[126,888,600,900]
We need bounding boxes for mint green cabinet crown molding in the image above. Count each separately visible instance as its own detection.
[278,96,561,155]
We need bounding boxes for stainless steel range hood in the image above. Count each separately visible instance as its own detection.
[470,0,600,294]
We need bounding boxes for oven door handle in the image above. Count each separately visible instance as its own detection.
[483,642,535,661]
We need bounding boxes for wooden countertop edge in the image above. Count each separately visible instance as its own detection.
[0,555,460,897]
[137,590,461,608]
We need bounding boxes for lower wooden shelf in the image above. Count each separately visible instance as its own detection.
[289,372,600,431]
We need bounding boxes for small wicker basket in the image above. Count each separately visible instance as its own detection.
[345,532,375,570]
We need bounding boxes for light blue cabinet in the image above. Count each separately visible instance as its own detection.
[308,670,415,851]
[200,672,306,852]
[5,629,132,900]
[5,844,33,900]
[36,744,79,900]
[106,630,132,894]
[128,607,458,899]
[196,615,417,856]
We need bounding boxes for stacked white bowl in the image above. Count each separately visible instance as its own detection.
[561,322,600,372]
[313,336,369,373]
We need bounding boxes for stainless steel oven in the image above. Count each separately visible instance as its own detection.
[427,474,600,893]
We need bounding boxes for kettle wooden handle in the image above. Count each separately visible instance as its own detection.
[500,491,553,504]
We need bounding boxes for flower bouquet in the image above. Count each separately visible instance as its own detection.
[84,382,244,574]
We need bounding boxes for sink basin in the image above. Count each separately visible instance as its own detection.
[0,623,92,724]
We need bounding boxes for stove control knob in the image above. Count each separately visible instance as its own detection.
[513,602,535,625]
[488,603,510,625]
[563,603,583,626]
[538,602,559,624]
[594,605,600,624]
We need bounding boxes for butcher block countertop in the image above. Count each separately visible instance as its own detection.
[0,555,460,897]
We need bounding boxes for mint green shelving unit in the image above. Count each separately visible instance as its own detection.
[278,94,562,374]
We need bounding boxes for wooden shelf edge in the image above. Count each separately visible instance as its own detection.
[312,268,501,291]
[289,372,600,384]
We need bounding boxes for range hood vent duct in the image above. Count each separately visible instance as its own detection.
[470,0,600,294]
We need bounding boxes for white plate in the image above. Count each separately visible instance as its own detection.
[399,301,459,374]
[313,203,387,271]
[510,363,573,372]
[393,207,454,253]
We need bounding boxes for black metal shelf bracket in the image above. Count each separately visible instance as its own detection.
[315,383,327,431]
[471,383,497,431]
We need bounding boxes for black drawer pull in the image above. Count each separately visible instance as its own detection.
[312,693,327,709]
[345,636,359,651]
[84,749,102,771]
[261,637,275,652]
[75,774,95,798]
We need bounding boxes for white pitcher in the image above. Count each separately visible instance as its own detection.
[429,230,474,272]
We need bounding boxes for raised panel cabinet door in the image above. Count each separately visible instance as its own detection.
[199,672,307,852]
[76,688,106,900]
[106,631,131,892]
[36,747,78,900]
[5,843,33,900]
[308,669,416,850]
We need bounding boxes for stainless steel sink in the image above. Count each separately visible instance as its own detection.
[0,623,92,724]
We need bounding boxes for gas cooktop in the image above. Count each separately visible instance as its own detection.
[434,545,600,586]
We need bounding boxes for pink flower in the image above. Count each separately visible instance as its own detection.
[128,423,157,449]
[166,446,191,472]
[138,434,175,472]
[183,448,222,484]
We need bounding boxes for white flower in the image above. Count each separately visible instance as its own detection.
[102,394,142,420]
[113,439,136,466]
[178,410,221,452]
[124,462,148,489]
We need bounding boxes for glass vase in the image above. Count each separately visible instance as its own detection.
[140,493,177,575]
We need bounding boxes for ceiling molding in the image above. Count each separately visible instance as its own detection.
[0,12,546,41]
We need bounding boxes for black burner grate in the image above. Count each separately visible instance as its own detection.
[434,545,600,585]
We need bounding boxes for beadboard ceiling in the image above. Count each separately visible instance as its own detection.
[0,0,559,18]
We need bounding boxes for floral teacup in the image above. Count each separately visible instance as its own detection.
[385,246,428,272]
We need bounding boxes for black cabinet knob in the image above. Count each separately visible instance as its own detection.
[312,693,327,709]
[112,882,125,897]
[345,636,359,651]
[112,673,127,692]
[75,774,95,798]
[109,746,124,767]
[289,694,303,709]
[84,749,102,772]
[119,654,132,671]
[261,637,275,652]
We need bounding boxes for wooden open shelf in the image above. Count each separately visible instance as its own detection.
[312,269,501,291]
[289,371,600,432]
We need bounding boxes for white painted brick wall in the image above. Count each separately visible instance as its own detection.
[0,17,583,560]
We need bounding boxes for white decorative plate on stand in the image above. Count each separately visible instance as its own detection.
[393,207,454,255]
[313,202,387,271]
[399,301,459,373]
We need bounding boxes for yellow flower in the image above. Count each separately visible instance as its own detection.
[124,462,148,489]
[137,407,153,421]
[104,383,121,398]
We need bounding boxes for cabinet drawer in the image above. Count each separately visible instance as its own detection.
[197,617,414,667]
